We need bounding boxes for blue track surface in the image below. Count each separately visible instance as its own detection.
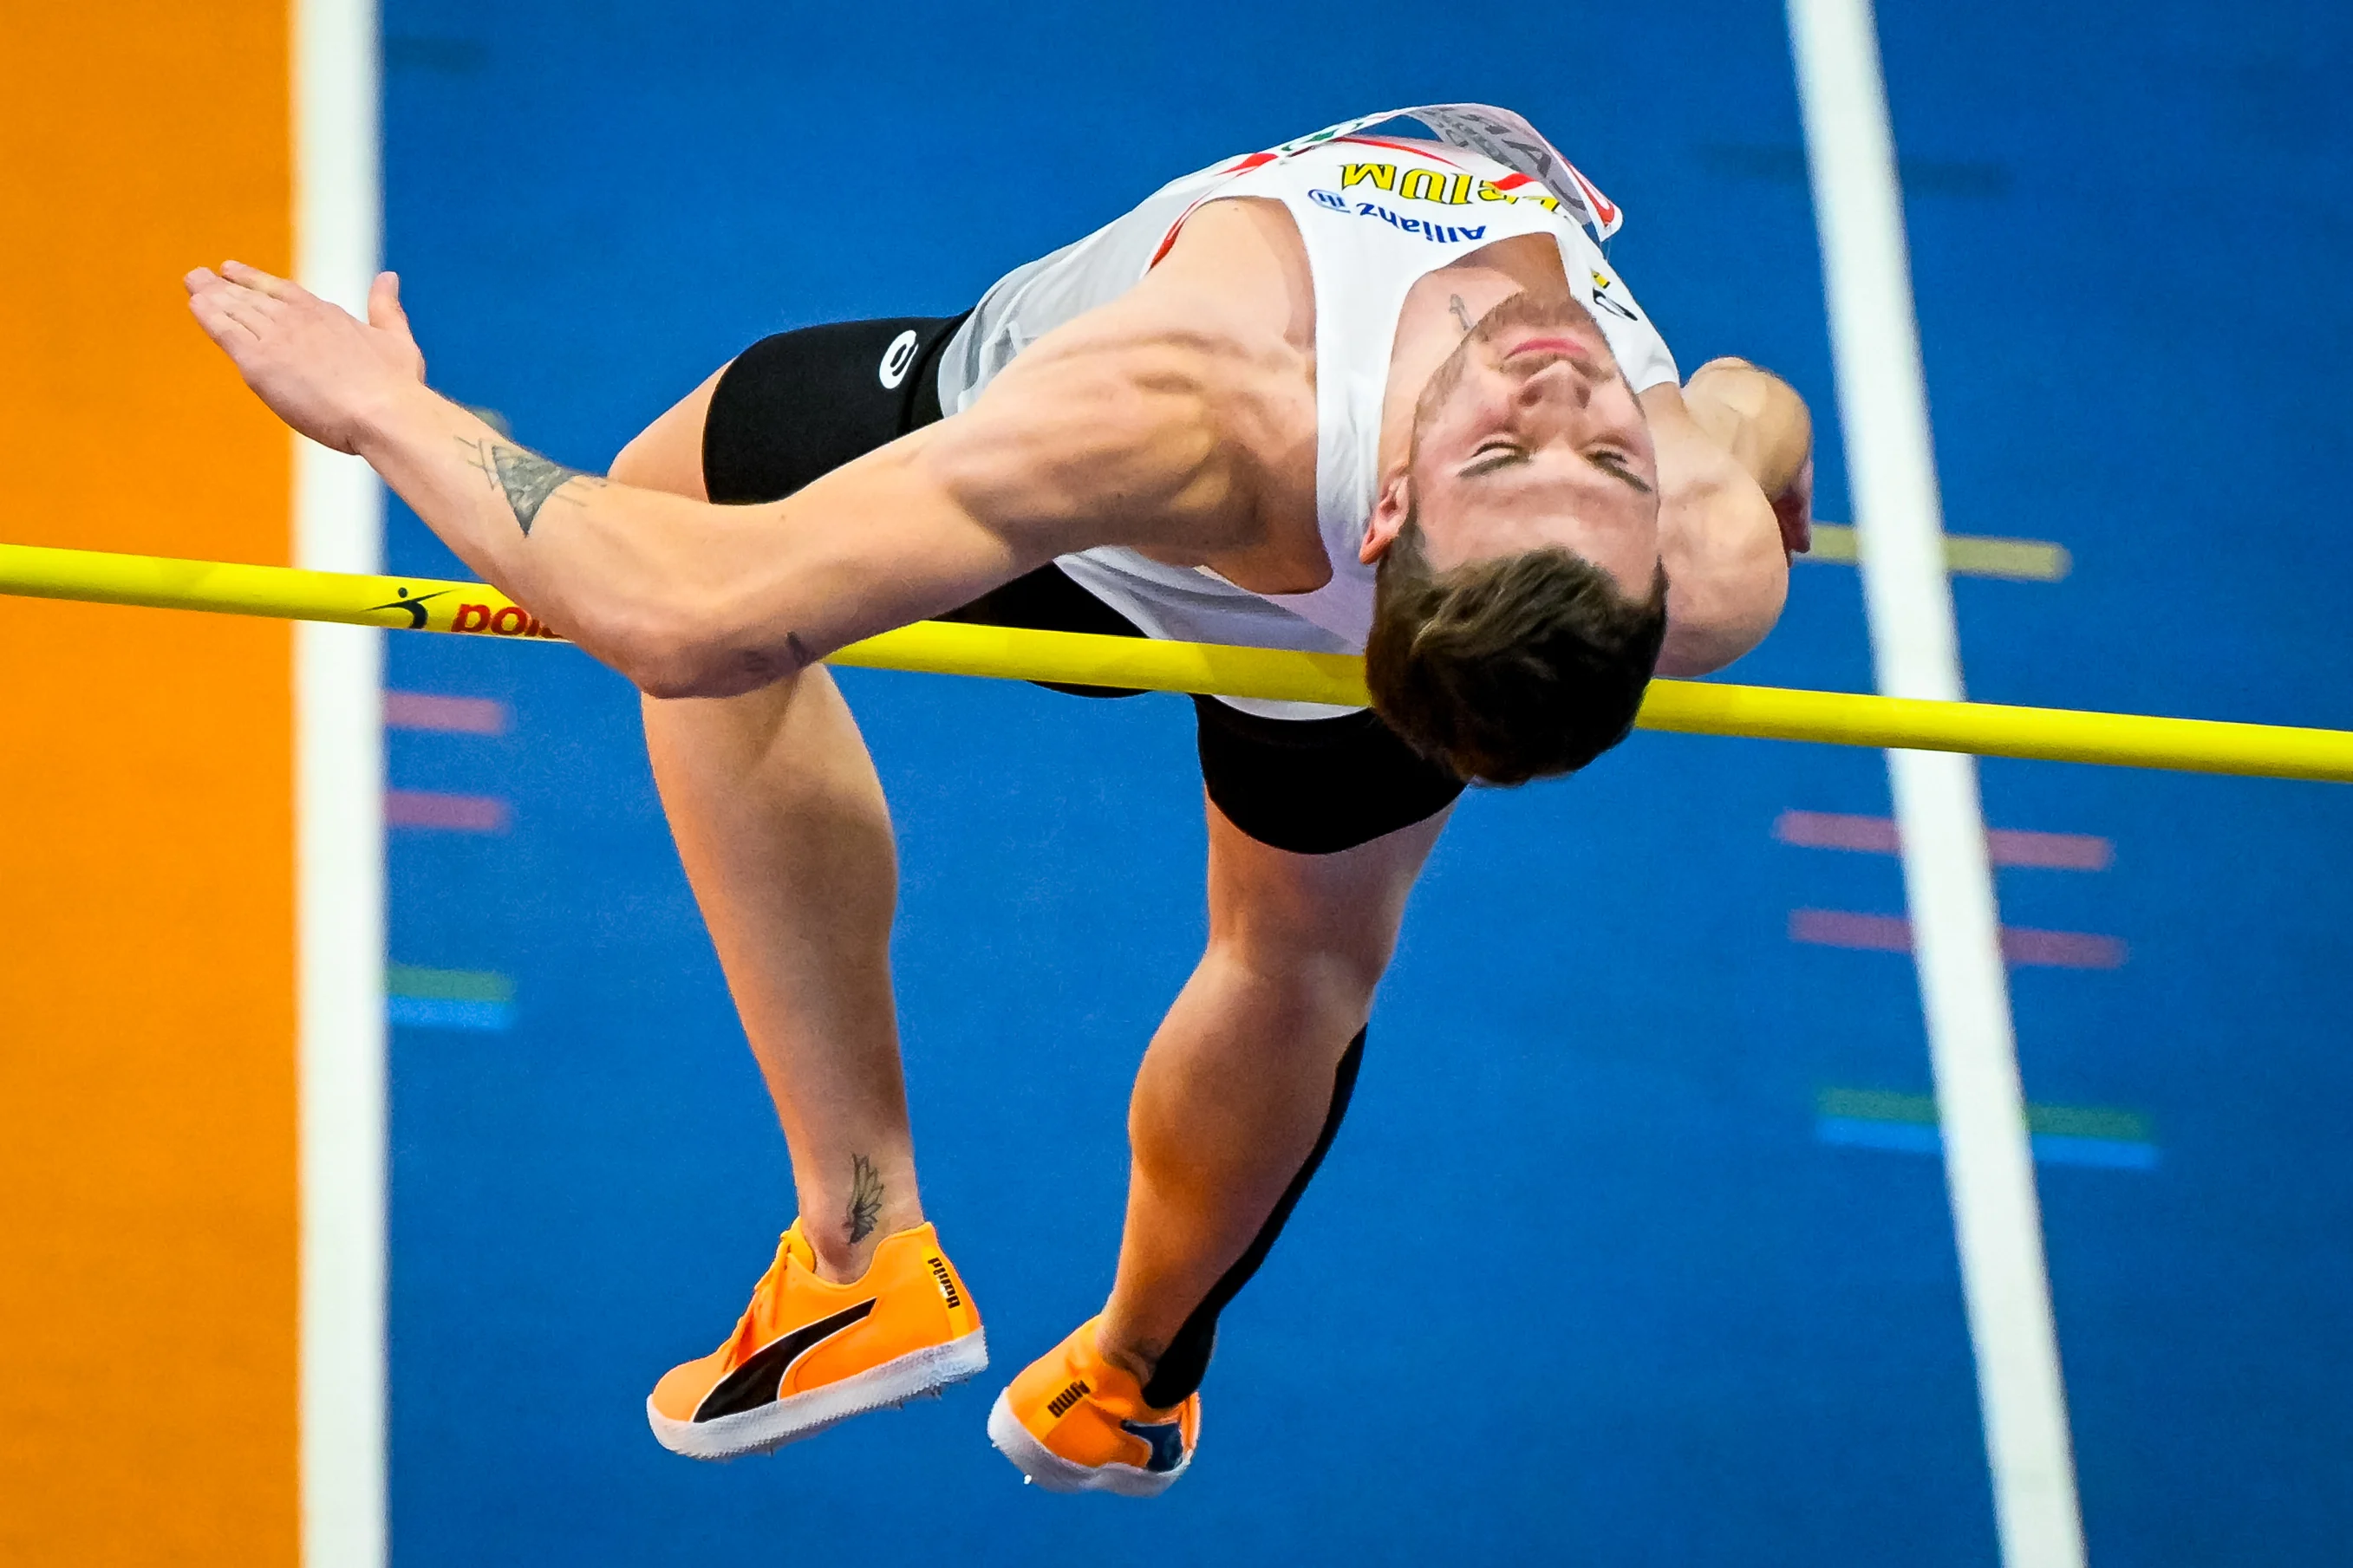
[381,3,2353,1561]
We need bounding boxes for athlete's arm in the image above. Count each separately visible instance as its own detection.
[1643,358,1814,676]
[184,262,1261,697]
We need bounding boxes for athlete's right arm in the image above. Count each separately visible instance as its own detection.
[1645,359,1814,676]
[186,260,1263,698]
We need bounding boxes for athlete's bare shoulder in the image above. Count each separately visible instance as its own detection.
[1143,196,1318,356]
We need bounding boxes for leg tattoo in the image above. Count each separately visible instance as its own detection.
[845,1154,884,1246]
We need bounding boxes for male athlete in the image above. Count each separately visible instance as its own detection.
[186,105,1811,1494]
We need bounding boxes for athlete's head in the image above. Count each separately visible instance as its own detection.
[1362,290,1668,785]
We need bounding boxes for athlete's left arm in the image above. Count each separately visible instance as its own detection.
[183,260,1251,699]
[1643,358,1814,676]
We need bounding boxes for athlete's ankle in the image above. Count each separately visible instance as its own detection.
[805,1204,926,1285]
[1089,1319,1161,1392]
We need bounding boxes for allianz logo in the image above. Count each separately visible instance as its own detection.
[1308,189,1490,245]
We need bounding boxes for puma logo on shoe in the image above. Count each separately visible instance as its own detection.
[692,1299,877,1422]
[1045,1379,1091,1420]
[927,1255,962,1309]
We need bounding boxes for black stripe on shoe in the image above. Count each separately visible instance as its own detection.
[1120,1418,1189,1474]
[693,1299,877,1422]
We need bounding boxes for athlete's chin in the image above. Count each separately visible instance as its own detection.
[1470,289,1606,343]
[1468,293,1621,383]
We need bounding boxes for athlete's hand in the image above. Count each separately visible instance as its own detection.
[185,263,427,454]
[1772,453,1813,559]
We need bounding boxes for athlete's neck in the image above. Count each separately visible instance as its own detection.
[1128,213,1578,596]
[1376,233,1574,481]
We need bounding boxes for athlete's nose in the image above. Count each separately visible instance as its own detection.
[1513,354,1595,414]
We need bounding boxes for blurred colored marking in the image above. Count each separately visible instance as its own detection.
[385,690,508,734]
[1789,909,2127,968]
[1776,810,2113,869]
[386,964,514,1032]
[1803,523,2071,582]
[1816,1088,2157,1169]
[385,790,509,832]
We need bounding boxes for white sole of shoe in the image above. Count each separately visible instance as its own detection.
[986,1388,1191,1497]
[648,1327,988,1461]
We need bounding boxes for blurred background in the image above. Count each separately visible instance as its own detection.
[3,1,2349,1564]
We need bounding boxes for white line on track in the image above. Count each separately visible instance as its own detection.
[1784,3,2089,1565]
[295,0,387,1564]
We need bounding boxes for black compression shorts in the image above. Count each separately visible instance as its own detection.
[701,315,1466,856]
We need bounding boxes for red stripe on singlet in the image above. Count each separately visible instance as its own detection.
[1331,133,1471,165]
[1148,150,1281,266]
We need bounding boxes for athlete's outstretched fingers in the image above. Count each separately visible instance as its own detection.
[209,283,283,339]
[186,266,287,329]
[185,270,277,343]
[184,266,250,311]
[186,286,260,346]
[218,258,310,302]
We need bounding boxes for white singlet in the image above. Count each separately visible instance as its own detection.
[933,105,1680,718]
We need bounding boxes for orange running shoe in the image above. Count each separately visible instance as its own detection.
[647,1220,985,1460]
[987,1318,1198,1496]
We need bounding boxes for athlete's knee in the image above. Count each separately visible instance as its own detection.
[1205,814,1433,1024]
[1209,924,1392,1032]
[1229,884,1401,999]
[638,660,857,786]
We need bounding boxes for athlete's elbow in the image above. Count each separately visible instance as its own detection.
[1655,564,1788,677]
[580,597,778,699]
[621,641,735,700]
[629,634,800,700]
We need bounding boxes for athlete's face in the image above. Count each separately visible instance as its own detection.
[1373,292,1660,589]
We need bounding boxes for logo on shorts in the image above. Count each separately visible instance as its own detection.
[878,329,920,390]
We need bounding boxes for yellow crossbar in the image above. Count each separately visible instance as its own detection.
[5,540,2348,784]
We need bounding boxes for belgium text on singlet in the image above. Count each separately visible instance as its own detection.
[933,104,1680,719]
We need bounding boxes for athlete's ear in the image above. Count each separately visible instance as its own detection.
[1361,465,1412,564]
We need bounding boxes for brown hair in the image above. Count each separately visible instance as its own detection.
[1366,515,1668,785]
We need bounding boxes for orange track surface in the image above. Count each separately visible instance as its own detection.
[0,6,297,1562]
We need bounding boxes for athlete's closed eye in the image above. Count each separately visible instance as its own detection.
[1460,443,1525,478]
[1590,450,1653,495]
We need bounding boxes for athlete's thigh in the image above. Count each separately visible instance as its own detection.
[1203,793,1450,983]
[608,315,967,504]
[609,365,728,498]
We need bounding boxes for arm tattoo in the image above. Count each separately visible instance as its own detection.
[456,436,606,535]
[845,1154,884,1245]
[1450,293,1476,333]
